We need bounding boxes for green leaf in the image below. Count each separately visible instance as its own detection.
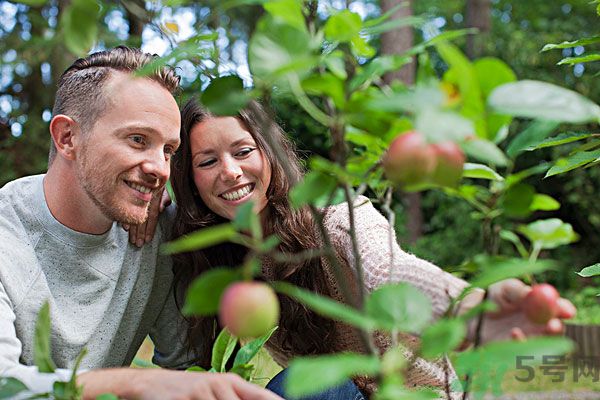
[285,353,380,398]
[454,337,573,396]
[0,377,28,399]
[363,15,424,36]
[501,183,535,218]
[350,55,411,91]
[462,163,504,181]
[462,139,509,167]
[263,0,306,31]
[421,319,467,359]
[161,224,237,254]
[489,80,600,124]
[249,16,316,84]
[416,108,475,143]
[201,76,251,116]
[289,171,337,209]
[233,326,278,367]
[34,301,56,373]
[95,394,120,400]
[530,194,560,211]
[365,283,432,333]
[230,363,255,380]
[60,0,100,56]
[499,230,528,258]
[545,149,600,177]
[506,120,559,158]
[473,57,517,99]
[529,132,594,150]
[324,10,362,42]
[505,163,550,187]
[302,73,345,109]
[577,263,600,277]
[232,201,260,239]
[542,36,600,51]
[212,328,238,372]
[558,53,600,65]
[183,268,241,316]
[273,282,376,331]
[518,219,579,249]
[12,0,46,5]
[470,257,556,289]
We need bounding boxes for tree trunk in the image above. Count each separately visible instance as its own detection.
[380,0,422,245]
[465,0,491,59]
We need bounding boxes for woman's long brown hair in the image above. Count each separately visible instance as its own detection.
[170,98,335,368]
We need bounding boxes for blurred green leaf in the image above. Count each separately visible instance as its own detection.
[0,377,28,399]
[233,201,261,239]
[286,353,380,398]
[421,319,466,359]
[201,76,251,116]
[230,363,255,380]
[542,36,600,51]
[462,163,504,181]
[274,282,376,331]
[95,394,120,400]
[183,268,241,316]
[161,224,237,254]
[290,171,337,209]
[12,0,46,5]
[212,328,238,372]
[545,149,600,177]
[186,366,207,372]
[505,163,550,187]
[60,0,100,56]
[233,326,277,367]
[530,194,560,211]
[499,230,528,258]
[462,139,509,167]
[263,0,306,31]
[302,73,345,109]
[350,55,411,91]
[324,10,362,42]
[577,263,600,277]
[501,183,535,218]
[529,132,594,150]
[489,80,600,124]
[363,15,424,36]
[518,218,579,249]
[558,53,600,65]
[470,257,556,288]
[365,283,432,333]
[416,108,475,143]
[34,301,56,373]
[506,120,559,158]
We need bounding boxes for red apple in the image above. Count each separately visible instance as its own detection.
[383,131,436,187]
[523,283,560,325]
[430,141,465,188]
[219,281,280,338]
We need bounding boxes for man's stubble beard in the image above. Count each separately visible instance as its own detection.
[77,152,150,225]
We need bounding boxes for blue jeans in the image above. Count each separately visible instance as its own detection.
[266,369,366,400]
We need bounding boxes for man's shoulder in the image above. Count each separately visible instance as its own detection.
[0,175,44,238]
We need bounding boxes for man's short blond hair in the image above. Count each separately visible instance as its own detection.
[49,46,180,164]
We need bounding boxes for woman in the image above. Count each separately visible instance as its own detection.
[165,98,574,399]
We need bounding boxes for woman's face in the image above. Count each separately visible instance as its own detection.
[189,116,272,220]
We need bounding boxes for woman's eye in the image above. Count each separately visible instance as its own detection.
[197,159,216,168]
[236,147,255,157]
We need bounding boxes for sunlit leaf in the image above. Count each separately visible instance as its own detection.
[461,139,509,167]
[350,55,411,91]
[324,10,362,42]
[462,163,504,181]
[183,268,241,316]
[530,194,560,211]
[34,301,56,373]
[302,73,345,109]
[286,354,380,398]
[545,149,600,177]
[161,224,237,254]
[421,319,466,359]
[489,80,600,124]
[529,132,594,150]
[201,76,251,116]
[273,282,376,331]
[577,263,600,277]
[365,283,432,333]
[263,0,306,31]
[518,219,579,249]
[233,326,277,367]
[416,108,475,143]
[542,36,600,51]
[212,328,238,372]
[558,53,600,65]
[60,0,100,56]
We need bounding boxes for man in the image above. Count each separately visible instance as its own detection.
[0,46,281,400]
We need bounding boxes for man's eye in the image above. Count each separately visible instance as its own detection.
[130,135,145,145]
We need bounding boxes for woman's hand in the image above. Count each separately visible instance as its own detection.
[123,188,171,247]
[465,279,576,344]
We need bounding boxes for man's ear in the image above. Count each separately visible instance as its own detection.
[49,115,79,161]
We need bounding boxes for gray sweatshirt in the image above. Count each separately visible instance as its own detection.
[0,174,193,394]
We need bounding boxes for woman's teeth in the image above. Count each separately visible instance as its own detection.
[222,185,252,201]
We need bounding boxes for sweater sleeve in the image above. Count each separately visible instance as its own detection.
[325,197,470,320]
[0,280,72,395]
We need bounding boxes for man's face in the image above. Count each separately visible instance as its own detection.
[75,73,181,225]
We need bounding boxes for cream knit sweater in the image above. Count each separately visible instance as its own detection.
[264,197,469,398]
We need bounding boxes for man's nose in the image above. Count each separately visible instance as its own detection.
[141,150,170,184]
